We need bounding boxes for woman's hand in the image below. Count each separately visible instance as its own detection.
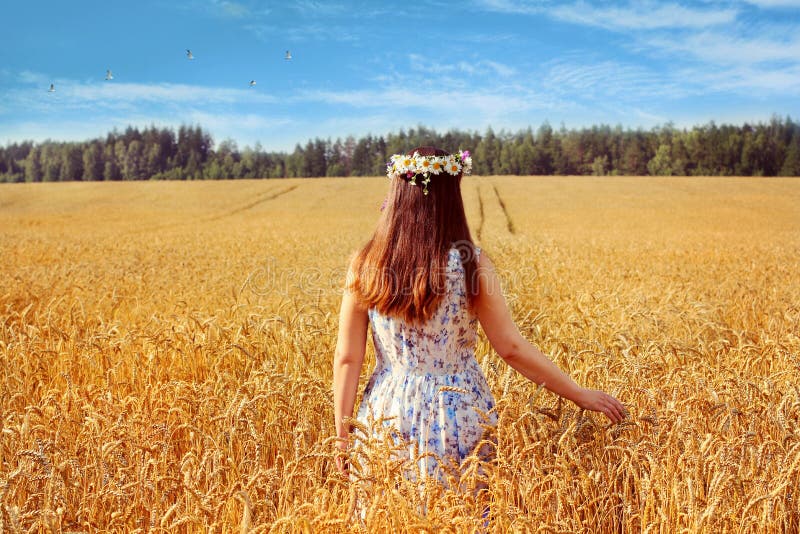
[334,437,350,475]
[575,388,627,423]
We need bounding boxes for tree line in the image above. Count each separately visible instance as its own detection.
[1,116,799,183]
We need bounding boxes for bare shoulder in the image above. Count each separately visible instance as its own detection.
[474,246,500,276]
[342,251,361,292]
[473,247,503,300]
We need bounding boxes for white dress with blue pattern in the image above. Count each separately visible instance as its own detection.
[356,246,498,483]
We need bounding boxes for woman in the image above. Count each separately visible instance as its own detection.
[332,146,626,486]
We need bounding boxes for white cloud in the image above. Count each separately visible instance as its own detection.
[244,22,359,42]
[474,0,738,29]
[742,0,800,7]
[481,1,800,99]
[288,0,348,14]
[2,74,280,116]
[186,110,292,132]
[215,0,250,17]
[549,1,738,30]
[296,85,562,123]
[407,55,517,78]
[481,60,517,77]
[0,111,298,150]
[541,59,691,99]
[678,63,800,92]
[17,70,49,85]
[645,31,800,65]
[66,82,276,105]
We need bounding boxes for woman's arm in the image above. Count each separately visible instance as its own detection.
[474,251,627,423]
[332,265,369,465]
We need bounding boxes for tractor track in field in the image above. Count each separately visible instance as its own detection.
[492,184,516,235]
[204,185,298,222]
[122,184,299,236]
[476,184,485,242]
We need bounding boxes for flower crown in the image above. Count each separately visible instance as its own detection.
[386,150,473,195]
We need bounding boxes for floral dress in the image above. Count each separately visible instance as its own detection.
[355,245,498,485]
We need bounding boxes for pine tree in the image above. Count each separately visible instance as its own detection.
[647,144,673,176]
[23,147,43,182]
[779,132,800,176]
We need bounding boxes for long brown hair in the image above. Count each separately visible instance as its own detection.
[347,146,478,324]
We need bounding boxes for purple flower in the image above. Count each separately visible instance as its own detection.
[461,150,471,159]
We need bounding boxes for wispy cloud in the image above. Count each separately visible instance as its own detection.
[548,1,738,30]
[2,73,279,115]
[541,58,691,100]
[742,0,800,7]
[17,70,49,85]
[215,0,251,18]
[644,31,800,65]
[474,0,738,29]
[296,85,562,121]
[243,22,360,42]
[451,32,520,44]
[0,111,295,148]
[406,55,517,78]
[477,1,800,99]
[288,0,349,15]
[676,63,800,93]
[187,110,293,132]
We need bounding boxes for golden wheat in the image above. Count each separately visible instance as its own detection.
[1,176,799,532]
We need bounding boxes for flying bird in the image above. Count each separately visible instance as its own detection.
[48,84,55,92]
[285,50,292,60]
[186,49,194,60]
[249,80,256,87]
[105,69,114,81]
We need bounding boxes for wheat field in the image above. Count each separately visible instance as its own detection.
[1,176,799,532]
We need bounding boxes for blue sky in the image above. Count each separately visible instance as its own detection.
[1,0,799,151]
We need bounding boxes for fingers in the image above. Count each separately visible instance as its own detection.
[598,393,627,423]
[608,398,627,423]
[335,455,350,475]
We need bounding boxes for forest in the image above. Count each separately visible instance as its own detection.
[1,116,798,182]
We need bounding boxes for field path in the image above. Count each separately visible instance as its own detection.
[204,185,298,222]
[492,183,516,235]
[475,183,485,242]
[475,178,520,244]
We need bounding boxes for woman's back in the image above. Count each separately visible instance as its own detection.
[357,245,498,482]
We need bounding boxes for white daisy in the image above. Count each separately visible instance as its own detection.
[401,154,416,173]
[419,157,432,174]
[429,156,445,175]
[390,154,407,174]
[445,157,462,176]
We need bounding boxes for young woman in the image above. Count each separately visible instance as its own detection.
[332,146,626,485]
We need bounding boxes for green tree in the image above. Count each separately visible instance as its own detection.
[591,155,609,176]
[125,140,144,180]
[474,127,500,175]
[82,143,104,181]
[24,146,43,182]
[61,145,84,181]
[621,133,649,175]
[779,132,800,176]
[647,144,674,176]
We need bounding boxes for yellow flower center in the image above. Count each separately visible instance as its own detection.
[433,162,441,169]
